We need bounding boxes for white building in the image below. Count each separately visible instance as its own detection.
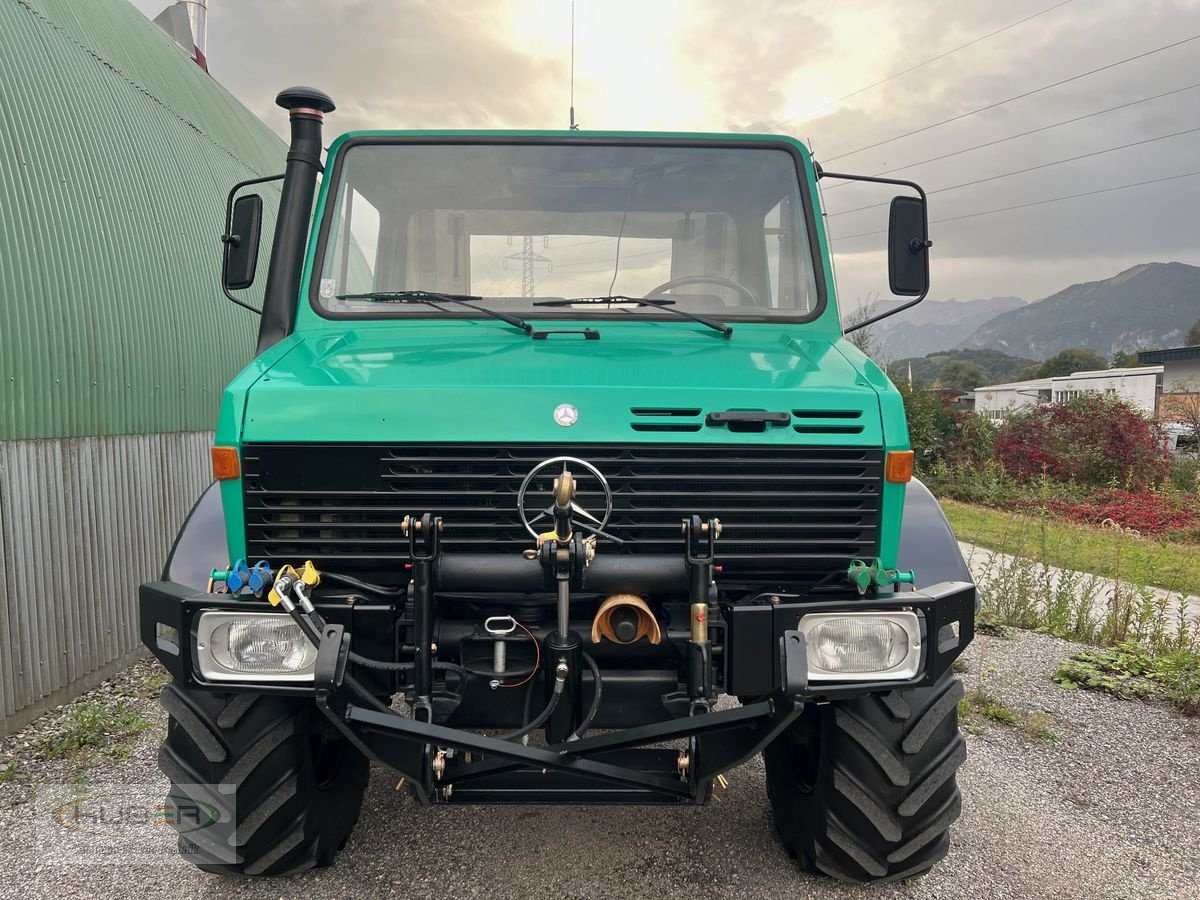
[1137,346,1200,392]
[973,366,1162,421]
[973,378,1051,422]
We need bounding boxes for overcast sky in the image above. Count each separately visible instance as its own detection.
[133,0,1200,313]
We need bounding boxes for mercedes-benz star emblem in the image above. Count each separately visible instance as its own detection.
[553,403,579,427]
[516,456,615,540]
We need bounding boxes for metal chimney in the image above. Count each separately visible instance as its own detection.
[183,0,207,62]
[151,0,209,71]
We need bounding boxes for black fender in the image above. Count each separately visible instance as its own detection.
[162,482,228,590]
[897,478,974,601]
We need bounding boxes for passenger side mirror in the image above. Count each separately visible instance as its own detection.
[222,194,264,291]
[887,195,930,297]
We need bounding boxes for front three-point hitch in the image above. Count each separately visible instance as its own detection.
[291,463,805,805]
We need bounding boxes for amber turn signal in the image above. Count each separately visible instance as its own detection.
[885,450,914,483]
[211,446,240,480]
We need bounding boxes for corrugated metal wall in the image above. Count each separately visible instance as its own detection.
[0,433,213,733]
[0,0,290,733]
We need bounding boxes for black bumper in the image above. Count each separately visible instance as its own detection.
[140,578,974,804]
[140,579,974,701]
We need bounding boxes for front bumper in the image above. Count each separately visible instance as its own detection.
[139,579,974,805]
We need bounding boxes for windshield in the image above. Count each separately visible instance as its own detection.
[313,141,821,321]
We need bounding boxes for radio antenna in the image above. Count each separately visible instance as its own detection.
[569,2,579,130]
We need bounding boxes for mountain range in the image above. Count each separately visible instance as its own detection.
[870,261,1200,362]
[874,296,1026,360]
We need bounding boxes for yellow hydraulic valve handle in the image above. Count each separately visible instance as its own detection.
[268,560,321,608]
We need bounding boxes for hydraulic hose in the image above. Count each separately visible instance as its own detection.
[495,664,567,742]
[291,586,468,695]
[321,570,406,598]
[348,651,468,681]
[281,600,406,717]
[569,652,603,741]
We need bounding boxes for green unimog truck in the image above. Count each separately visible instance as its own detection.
[140,86,974,882]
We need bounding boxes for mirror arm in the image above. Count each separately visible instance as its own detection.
[221,173,284,316]
[814,164,930,333]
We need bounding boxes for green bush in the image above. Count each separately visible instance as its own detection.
[1170,457,1200,494]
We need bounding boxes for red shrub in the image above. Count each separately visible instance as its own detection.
[994,396,1171,490]
[1043,489,1197,534]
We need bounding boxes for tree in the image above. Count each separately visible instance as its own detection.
[896,380,955,467]
[1110,349,1139,368]
[936,360,987,391]
[1187,319,1200,346]
[1030,348,1108,379]
[843,297,880,360]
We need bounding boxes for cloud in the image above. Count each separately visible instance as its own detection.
[130,0,1200,304]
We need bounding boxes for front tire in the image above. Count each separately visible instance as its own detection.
[763,673,966,883]
[157,684,369,876]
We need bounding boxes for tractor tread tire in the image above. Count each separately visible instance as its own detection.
[765,672,966,884]
[158,683,368,877]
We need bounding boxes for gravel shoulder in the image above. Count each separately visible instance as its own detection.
[1,631,1197,900]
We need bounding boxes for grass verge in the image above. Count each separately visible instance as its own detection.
[945,496,1200,715]
[943,499,1200,597]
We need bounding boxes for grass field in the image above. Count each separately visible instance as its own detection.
[942,499,1200,597]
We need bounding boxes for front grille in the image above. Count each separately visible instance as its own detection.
[242,443,883,586]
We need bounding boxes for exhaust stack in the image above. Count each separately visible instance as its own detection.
[257,86,335,355]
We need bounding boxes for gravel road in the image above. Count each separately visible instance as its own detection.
[2,630,1197,900]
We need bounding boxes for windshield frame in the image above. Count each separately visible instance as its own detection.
[305,134,829,327]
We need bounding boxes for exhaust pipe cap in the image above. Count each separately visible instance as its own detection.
[276,85,336,114]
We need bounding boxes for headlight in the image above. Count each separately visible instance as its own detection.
[798,611,921,682]
[195,612,317,682]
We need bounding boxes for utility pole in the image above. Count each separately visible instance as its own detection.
[504,236,553,298]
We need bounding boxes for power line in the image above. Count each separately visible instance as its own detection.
[824,32,1200,163]
[827,125,1200,217]
[829,169,1200,241]
[768,0,1076,131]
[821,81,1200,190]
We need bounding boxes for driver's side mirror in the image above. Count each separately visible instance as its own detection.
[223,194,263,291]
[888,195,930,297]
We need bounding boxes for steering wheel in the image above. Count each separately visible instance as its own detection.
[645,274,758,306]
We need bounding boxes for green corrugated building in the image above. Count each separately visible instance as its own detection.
[0,0,285,733]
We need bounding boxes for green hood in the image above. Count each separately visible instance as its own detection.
[235,320,889,446]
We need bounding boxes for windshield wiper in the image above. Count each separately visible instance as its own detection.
[532,295,732,337]
[336,290,533,335]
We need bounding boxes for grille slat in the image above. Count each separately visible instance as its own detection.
[243,443,882,585]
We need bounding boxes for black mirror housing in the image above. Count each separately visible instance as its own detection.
[223,194,264,291]
[887,195,930,297]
